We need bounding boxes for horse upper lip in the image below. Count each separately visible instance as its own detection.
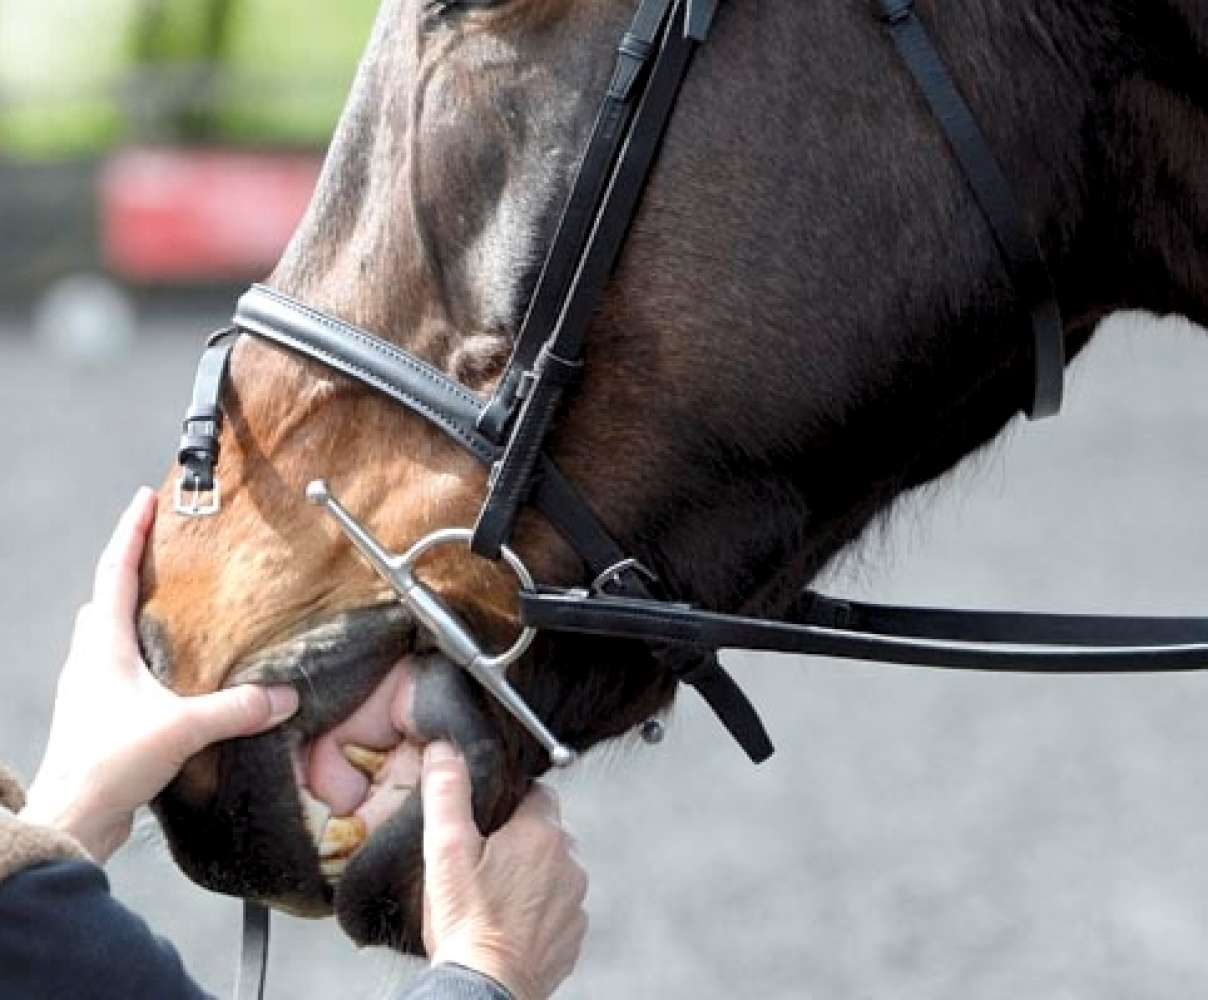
[227,603,414,739]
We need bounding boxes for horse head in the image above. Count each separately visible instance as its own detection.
[136,0,1208,952]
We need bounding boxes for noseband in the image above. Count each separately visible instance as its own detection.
[169,4,1208,995]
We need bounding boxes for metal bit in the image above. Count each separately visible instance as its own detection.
[306,480,575,768]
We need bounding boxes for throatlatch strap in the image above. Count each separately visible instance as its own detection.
[877,0,1065,419]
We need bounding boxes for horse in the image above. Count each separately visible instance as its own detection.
[135,0,1208,954]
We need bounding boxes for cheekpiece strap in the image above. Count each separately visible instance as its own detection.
[472,0,699,560]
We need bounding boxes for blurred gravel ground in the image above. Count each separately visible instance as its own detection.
[4,310,1208,999]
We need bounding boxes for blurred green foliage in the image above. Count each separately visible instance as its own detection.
[0,0,379,159]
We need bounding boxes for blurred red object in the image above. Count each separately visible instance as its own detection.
[99,148,321,283]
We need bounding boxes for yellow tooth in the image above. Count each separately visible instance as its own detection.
[320,857,347,881]
[343,744,389,781]
[319,816,367,860]
[298,788,332,847]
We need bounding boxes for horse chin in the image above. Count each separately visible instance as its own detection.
[152,604,520,952]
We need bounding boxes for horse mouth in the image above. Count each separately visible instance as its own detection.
[227,603,422,884]
[152,600,517,949]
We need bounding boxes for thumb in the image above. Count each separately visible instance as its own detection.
[422,741,482,880]
[180,684,300,752]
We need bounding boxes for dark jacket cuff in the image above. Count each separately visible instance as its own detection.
[398,962,515,1000]
[0,763,25,812]
[0,762,87,882]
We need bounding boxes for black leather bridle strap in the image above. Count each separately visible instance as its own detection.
[508,461,772,762]
[236,284,497,463]
[796,591,1208,647]
[477,0,676,443]
[471,0,706,560]
[235,901,270,1000]
[176,331,236,494]
[521,590,1208,674]
[876,0,1064,419]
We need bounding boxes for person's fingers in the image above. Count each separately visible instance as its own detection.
[421,741,482,878]
[421,889,436,956]
[177,684,300,754]
[93,487,157,620]
[68,603,97,652]
[61,603,105,680]
[510,782,561,824]
[568,862,589,905]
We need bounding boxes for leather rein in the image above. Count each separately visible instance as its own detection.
[167,3,1208,996]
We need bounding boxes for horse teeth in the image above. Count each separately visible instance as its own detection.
[319,816,367,859]
[320,857,347,881]
[298,788,332,847]
[343,743,389,780]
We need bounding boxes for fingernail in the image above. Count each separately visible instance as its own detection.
[266,685,300,725]
[131,486,155,508]
[424,740,457,766]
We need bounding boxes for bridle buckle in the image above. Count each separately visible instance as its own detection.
[590,557,658,596]
[174,471,221,518]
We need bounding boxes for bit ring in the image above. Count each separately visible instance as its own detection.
[397,528,537,675]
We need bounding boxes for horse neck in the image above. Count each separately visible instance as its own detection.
[1074,0,1208,328]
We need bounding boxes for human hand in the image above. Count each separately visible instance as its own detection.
[421,742,588,1000]
[19,487,299,862]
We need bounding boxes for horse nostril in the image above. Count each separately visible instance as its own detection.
[137,612,174,683]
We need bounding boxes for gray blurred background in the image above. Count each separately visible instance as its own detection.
[6,2,1208,998]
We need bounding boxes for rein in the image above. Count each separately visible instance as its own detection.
[166,3,1201,997]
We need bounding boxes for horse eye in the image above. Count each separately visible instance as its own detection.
[424,0,506,16]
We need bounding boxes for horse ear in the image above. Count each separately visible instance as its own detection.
[685,0,718,41]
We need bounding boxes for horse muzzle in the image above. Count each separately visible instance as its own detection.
[147,603,524,951]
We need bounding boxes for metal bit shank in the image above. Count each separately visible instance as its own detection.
[306,480,575,767]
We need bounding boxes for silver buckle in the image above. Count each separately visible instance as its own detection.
[590,557,657,596]
[174,472,221,517]
[305,479,575,768]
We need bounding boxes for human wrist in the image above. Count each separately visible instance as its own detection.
[19,781,130,863]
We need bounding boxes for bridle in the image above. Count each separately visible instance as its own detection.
[167,2,1208,996]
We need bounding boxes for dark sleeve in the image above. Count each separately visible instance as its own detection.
[0,860,215,1000]
[396,963,515,1000]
